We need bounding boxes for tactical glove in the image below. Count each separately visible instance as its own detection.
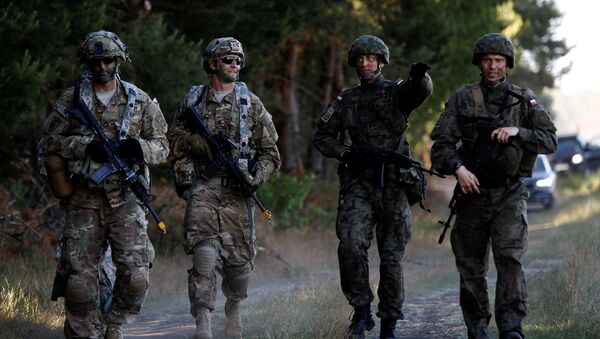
[119,138,144,164]
[85,140,110,163]
[340,149,364,169]
[409,62,431,80]
[186,133,213,161]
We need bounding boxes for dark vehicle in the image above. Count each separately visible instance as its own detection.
[584,135,600,172]
[550,134,588,175]
[523,154,556,209]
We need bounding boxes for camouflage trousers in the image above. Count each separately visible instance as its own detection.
[183,178,256,316]
[451,181,529,339]
[62,196,150,338]
[336,176,412,320]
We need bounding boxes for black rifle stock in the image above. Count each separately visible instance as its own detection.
[184,105,273,223]
[355,143,445,178]
[437,184,462,244]
[69,77,167,234]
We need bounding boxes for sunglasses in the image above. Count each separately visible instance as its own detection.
[220,56,242,66]
[88,57,117,65]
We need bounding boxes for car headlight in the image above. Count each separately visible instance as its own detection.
[571,153,583,165]
[536,177,554,188]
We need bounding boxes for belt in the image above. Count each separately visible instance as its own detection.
[204,176,241,189]
[478,176,521,189]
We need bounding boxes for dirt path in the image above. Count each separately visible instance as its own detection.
[123,200,557,338]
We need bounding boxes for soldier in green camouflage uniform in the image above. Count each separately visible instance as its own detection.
[168,37,280,339]
[41,30,169,339]
[430,33,557,339]
[313,35,432,339]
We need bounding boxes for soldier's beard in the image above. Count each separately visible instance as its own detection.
[216,64,238,83]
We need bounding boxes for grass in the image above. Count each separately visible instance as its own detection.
[2,172,600,337]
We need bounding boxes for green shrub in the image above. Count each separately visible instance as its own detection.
[258,172,315,230]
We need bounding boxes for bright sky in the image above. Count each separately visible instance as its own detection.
[553,0,600,93]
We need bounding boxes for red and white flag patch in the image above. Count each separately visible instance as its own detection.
[529,99,539,107]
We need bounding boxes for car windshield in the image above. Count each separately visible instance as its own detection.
[533,157,546,174]
[556,138,581,156]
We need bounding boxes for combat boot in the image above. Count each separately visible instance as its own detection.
[224,299,243,337]
[104,322,123,339]
[345,305,375,339]
[380,318,397,339]
[194,307,213,339]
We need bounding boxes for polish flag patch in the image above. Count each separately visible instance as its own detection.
[529,99,539,107]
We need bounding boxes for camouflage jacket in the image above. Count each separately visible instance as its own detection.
[313,74,432,160]
[41,78,169,208]
[168,83,281,188]
[430,79,557,177]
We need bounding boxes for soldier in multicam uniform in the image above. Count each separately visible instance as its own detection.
[430,33,557,339]
[167,37,280,339]
[313,35,432,339]
[41,30,169,338]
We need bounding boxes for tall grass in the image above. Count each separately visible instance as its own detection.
[0,249,62,338]
[525,172,600,338]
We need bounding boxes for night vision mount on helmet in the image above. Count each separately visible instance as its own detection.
[77,30,131,64]
[202,37,245,73]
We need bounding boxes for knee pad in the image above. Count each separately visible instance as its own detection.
[128,268,149,297]
[192,244,218,277]
[65,275,94,316]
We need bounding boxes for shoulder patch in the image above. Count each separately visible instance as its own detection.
[529,98,539,107]
[320,96,342,123]
[55,103,68,119]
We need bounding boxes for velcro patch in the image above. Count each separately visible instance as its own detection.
[529,99,539,107]
[320,96,342,123]
[55,103,68,119]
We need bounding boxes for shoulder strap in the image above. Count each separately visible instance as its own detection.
[235,82,251,157]
[119,80,139,140]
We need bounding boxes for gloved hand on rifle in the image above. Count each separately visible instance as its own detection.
[86,140,110,163]
[186,133,213,161]
[340,148,364,169]
[119,138,144,165]
[409,62,431,80]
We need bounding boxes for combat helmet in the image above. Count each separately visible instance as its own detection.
[347,35,390,66]
[202,37,245,73]
[472,33,515,68]
[77,30,131,63]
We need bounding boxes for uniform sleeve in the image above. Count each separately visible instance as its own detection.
[42,89,93,160]
[429,91,463,175]
[251,101,281,187]
[394,73,433,119]
[138,97,170,165]
[312,96,347,159]
[516,90,557,154]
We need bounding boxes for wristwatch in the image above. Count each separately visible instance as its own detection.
[452,161,463,174]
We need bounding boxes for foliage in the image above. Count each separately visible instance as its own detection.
[258,172,315,230]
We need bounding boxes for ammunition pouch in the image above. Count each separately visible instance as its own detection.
[395,166,427,205]
[171,156,197,198]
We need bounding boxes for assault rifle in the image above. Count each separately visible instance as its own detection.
[68,77,167,234]
[354,142,445,181]
[184,104,273,223]
[437,184,462,244]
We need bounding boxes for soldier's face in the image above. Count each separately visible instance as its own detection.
[355,54,381,78]
[480,54,507,83]
[88,57,119,84]
[213,54,241,83]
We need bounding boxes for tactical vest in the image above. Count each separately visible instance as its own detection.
[340,79,407,151]
[461,83,537,182]
[172,82,254,197]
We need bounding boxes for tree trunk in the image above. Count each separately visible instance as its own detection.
[281,38,305,175]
